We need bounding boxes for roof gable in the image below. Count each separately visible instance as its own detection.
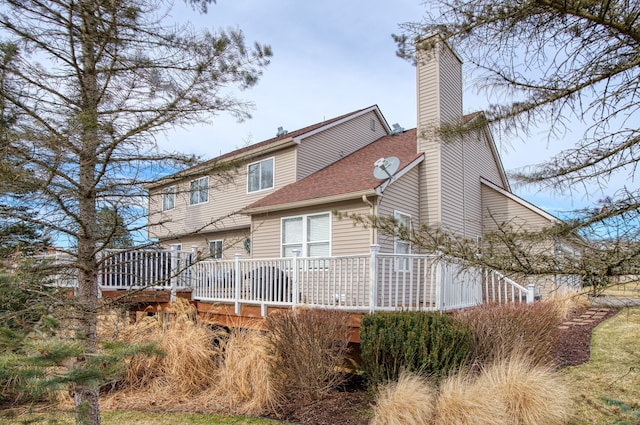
[146,106,383,189]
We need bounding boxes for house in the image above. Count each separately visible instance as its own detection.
[145,36,565,300]
[146,37,557,259]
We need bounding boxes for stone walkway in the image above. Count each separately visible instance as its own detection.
[558,307,615,330]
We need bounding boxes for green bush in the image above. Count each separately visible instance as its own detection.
[360,311,472,386]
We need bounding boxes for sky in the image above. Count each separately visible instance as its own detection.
[161,0,620,218]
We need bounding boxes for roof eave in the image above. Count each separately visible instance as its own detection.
[243,189,378,215]
[144,137,296,190]
[480,177,560,223]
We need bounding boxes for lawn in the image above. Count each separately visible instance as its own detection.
[0,410,281,425]
[562,307,640,425]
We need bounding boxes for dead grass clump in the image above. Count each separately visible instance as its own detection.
[265,309,352,402]
[435,373,509,425]
[475,353,572,425]
[371,371,436,425]
[213,328,282,416]
[111,299,221,395]
[458,301,563,368]
[549,290,590,321]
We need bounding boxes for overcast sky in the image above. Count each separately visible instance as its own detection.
[162,0,618,217]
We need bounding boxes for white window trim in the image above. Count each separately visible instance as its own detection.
[281,212,331,258]
[247,156,275,193]
[189,176,209,206]
[162,185,176,211]
[209,239,223,259]
[394,210,412,271]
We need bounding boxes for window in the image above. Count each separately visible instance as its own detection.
[190,176,208,205]
[282,212,330,257]
[162,186,175,211]
[209,240,223,259]
[248,157,274,193]
[394,211,411,271]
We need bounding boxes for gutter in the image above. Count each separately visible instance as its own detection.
[243,189,377,215]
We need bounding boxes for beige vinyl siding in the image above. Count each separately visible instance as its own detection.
[377,167,420,253]
[250,200,372,259]
[481,184,553,232]
[159,228,250,259]
[438,44,463,124]
[416,40,463,229]
[296,110,387,180]
[148,146,297,241]
[440,136,465,234]
[440,128,507,238]
[460,130,506,238]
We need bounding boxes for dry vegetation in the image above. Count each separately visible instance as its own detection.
[372,354,572,425]
[94,301,352,419]
[456,301,564,368]
[371,372,436,425]
[371,298,582,425]
[475,354,572,425]
[98,299,281,416]
[265,308,352,402]
[435,372,509,425]
[10,293,625,425]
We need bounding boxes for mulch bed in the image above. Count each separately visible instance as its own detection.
[553,306,620,367]
[276,306,622,425]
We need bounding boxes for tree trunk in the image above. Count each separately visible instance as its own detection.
[73,1,101,424]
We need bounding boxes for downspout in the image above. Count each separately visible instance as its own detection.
[362,195,377,245]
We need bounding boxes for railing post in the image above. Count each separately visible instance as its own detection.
[234,253,242,315]
[526,283,535,304]
[369,244,380,313]
[436,256,446,312]
[191,245,199,295]
[169,244,180,302]
[292,249,301,312]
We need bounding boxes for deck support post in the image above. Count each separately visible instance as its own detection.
[369,244,380,313]
[234,253,242,315]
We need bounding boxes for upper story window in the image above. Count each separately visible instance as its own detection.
[162,186,175,211]
[209,240,223,259]
[282,212,330,257]
[247,157,274,193]
[190,176,208,205]
[394,211,411,271]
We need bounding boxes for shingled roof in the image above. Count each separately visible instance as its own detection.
[244,129,423,213]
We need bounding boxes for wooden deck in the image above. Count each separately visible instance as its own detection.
[102,289,364,343]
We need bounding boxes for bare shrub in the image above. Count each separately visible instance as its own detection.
[457,301,563,367]
[371,371,436,425]
[435,372,509,425]
[265,308,352,401]
[475,353,572,425]
[214,328,283,416]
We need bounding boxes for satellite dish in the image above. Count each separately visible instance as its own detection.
[373,156,400,180]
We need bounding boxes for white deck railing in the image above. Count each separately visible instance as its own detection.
[35,244,537,314]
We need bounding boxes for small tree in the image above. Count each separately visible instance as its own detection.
[96,206,132,249]
[0,1,271,423]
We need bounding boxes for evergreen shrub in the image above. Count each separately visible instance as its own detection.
[360,311,472,386]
